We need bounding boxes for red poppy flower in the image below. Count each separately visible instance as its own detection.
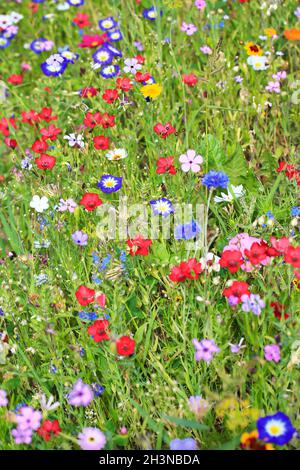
[32,139,48,153]
[73,12,90,28]
[244,242,268,265]
[38,107,57,122]
[4,138,17,149]
[223,281,250,303]
[156,156,176,175]
[127,235,152,256]
[35,154,56,170]
[37,420,61,442]
[88,319,110,342]
[8,74,23,85]
[75,285,95,306]
[169,265,187,283]
[21,110,40,125]
[135,72,151,83]
[40,124,62,141]
[134,55,145,64]
[182,74,198,86]
[116,335,136,356]
[270,302,289,320]
[154,122,176,139]
[169,258,203,282]
[102,89,119,104]
[284,246,300,268]
[99,113,115,128]
[93,135,110,150]
[220,250,243,273]
[80,87,98,98]
[79,193,103,211]
[116,77,133,92]
[83,111,102,128]
[78,33,109,48]
[0,117,16,137]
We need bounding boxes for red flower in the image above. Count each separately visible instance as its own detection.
[78,33,109,48]
[80,87,98,98]
[83,111,102,128]
[127,235,152,256]
[102,89,119,104]
[40,124,62,141]
[182,74,198,86]
[156,156,176,175]
[100,113,115,128]
[32,139,48,153]
[88,319,110,342]
[8,74,23,85]
[0,117,16,137]
[35,154,56,170]
[37,420,61,442]
[21,110,40,125]
[116,335,136,356]
[270,236,290,254]
[38,107,58,122]
[270,302,289,320]
[284,246,300,268]
[135,72,151,83]
[220,250,243,273]
[154,122,176,139]
[4,138,17,149]
[134,55,145,64]
[79,193,103,211]
[223,281,250,303]
[73,12,90,28]
[93,135,110,150]
[116,77,133,92]
[75,285,95,306]
[169,258,203,282]
[244,242,268,265]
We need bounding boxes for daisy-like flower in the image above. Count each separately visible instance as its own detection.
[78,427,106,450]
[30,195,49,213]
[245,42,263,56]
[105,148,127,161]
[257,412,295,445]
[214,184,245,203]
[92,46,113,66]
[150,198,174,217]
[64,133,84,148]
[100,64,120,79]
[41,53,67,76]
[39,394,60,412]
[97,174,123,193]
[140,83,162,100]
[247,55,268,71]
[98,16,117,31]
[107,29,123,42]
[123,58,142,75]
[179,149,203,173]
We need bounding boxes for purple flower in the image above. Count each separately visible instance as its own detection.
[133,41,144,51]
[264,344,280,363]
[150,198,174,217]
[58,198,77,213]
[272,71,286,81]
[0,389,8,407]
[200,45,212,55]
[11,427,33,445]
[241,294,265,316]
[72,230,88,246]
[294,7,300,20]
[68,379,94,407]
[229,338,245,353]
[16,406,42,431]
[234,75,243,83]
[257,412,295,445]
[195,0,206,10]
[97,174,122,193]
[181,22,197,36]
[78,427,106,450]
[192,338,220,363]
[265,81,281,94]
[170,437,198,450]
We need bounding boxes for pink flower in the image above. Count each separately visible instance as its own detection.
[223,233,270,272]
[264,344,280,363]
[68,379,94,407]
[179,149,203,173]
[192,338,220,363]
[200,45,212,55]
[16,406,42,431]
[78,427,106,450]
[0,389,8,407]
[265,81,281,93]
[195,0,206,10]
[181,22,197,36]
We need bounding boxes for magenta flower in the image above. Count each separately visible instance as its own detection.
[11,427,33,445]
[16,406,42,431]
[68,379,94,407]
[179,149,203,173]
[78,427,106,450]
[181,22,197,36]
[264,344,280,363]
[195,0,206,10]
[0,389,8,407]
[192,338,220,363]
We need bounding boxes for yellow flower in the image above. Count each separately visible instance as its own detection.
[264,28,277,38]
[245,42,263,56]
[140,83,163,100]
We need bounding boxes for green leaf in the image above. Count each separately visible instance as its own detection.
[161,414,209,431]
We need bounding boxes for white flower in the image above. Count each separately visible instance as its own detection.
[247,55,269,71]
[64,133,84,148]
[214,185,245,203]
[123,58,142,75]
[40,394,60,412]
[8,12,23,24]
[105,148,127,161]
[30,195,49,213]
[200,252,221,273]
[0,15,12,29]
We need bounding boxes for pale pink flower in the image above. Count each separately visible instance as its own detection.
[179,149,203,173]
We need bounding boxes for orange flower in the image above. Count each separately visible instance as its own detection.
[264,28,277,38]
[241,430,274,450]
[284,28,300,40]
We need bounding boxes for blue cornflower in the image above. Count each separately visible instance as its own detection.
[91,383,105,396]
[291,206,299,217]
[170,437,198,450]
[87,312,98,321]
[99,255,112,270]
[78,311,88,320]
[98,16,118,31]
[257,412,295,445]
[100,64,120,79]
[174,220,201,240]
[119,250,126,263]
[91,274,102,284]
[97,175,123,193]
[150,198,174,216]
[202,170,229,189]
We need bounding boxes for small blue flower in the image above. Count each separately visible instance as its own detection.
[98,16,118,31]
[170,437,198,450]
[291,206,299,217]
[91,383,105,396]
[266,210,274,220]
[100,64,120,79]
[92,47,113,66]
[61,50,79,63]
[66,0,85,6]
[79,347,86,357]
[0,37,10,49]
[107,29,123,42]
[202,170,229,189]
[0,308,4,317]
[143,7,162,21]
[105,43,122,58]
[97,175,123,193]
[257,412,295,445]
[40,54,67,76]
[174,220,201,240]
[150,198,174,217]
[30,38,48,54]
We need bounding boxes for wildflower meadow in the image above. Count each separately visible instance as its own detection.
[0,0,300,454]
